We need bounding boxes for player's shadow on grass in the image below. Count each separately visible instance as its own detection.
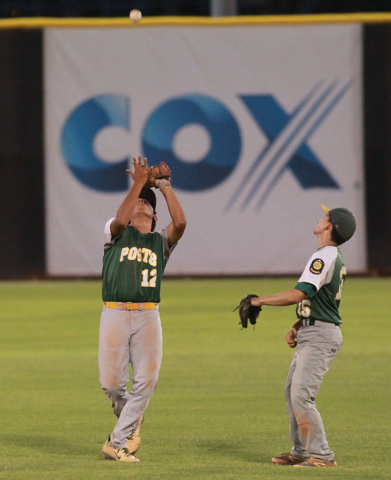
[195,439,270,464]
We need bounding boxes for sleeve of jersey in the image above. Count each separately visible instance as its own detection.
[295,282,317,299]
[104,218,116,247]
[295,251,331,298]
[159,227,179,264]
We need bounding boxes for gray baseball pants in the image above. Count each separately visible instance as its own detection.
[98,306,163,449]
[285,321,342,462]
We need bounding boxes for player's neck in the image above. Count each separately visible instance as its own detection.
[317,233,337,249]
[130,216,152,234]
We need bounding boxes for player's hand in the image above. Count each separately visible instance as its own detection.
[155,178,172,192]
[286,327,297,348]
[126,156,148,186]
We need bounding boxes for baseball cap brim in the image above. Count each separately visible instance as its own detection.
[321,204,330,215]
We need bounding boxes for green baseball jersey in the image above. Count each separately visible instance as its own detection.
[294,245,346,325]
[102,219,175,303]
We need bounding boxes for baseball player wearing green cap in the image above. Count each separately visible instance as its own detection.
[99,156,186,462]
[247,205,356,467]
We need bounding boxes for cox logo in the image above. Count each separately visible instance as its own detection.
[61,82,350,208]
[61,93,241,193]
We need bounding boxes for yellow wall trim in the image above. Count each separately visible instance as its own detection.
[2,12,391,29]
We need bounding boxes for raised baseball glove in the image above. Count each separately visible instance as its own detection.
[145,161,172,189]
[233,294,262,329]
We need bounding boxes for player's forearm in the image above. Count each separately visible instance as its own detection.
[251,289,306,307]
[291,319,303,331]
[112,182,144,234]
[161,186,187,231]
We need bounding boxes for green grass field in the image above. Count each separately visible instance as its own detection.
[0,278,390,480]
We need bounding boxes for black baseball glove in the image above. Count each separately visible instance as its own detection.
[233,294,262,329]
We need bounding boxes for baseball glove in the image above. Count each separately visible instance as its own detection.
[145,162,172,189]
[233,294,262,329]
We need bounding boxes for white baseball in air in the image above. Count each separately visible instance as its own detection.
[129,9,142,22]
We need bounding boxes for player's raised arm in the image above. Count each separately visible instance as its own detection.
[159,185,186,247]
[110,156,148,237]
[147,162,186,245]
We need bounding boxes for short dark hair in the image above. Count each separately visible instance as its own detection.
[331,225,345,245]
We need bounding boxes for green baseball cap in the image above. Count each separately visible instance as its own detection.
[321,205,356,241]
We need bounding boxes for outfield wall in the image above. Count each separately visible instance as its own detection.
[1,15,391,277]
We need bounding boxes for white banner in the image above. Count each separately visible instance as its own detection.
[44,23,366,275]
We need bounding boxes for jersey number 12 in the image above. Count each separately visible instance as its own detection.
[141,269,157,287]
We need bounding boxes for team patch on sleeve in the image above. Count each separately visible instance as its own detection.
[309,258,325,275]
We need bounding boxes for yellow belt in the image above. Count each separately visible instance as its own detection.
[104,302,158,311]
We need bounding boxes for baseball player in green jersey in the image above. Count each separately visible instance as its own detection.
[99,156,186,462]
[247,205,356,467]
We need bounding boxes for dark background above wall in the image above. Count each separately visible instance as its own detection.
[1,0,391,18]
